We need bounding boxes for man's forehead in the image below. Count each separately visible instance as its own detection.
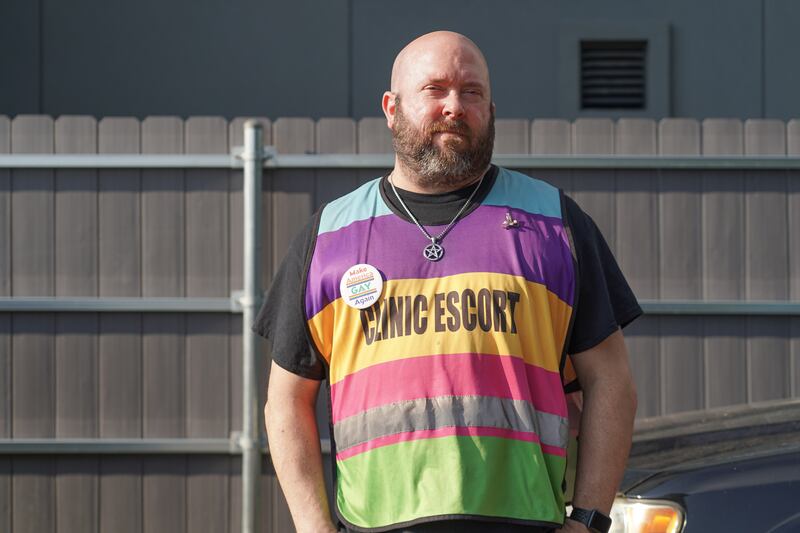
[391,32,490,91]
[416,46,485,73]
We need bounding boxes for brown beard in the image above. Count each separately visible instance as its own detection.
[391,98,494,190]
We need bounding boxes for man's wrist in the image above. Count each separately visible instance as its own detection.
[568,506,612,533]
[561,517,591,532]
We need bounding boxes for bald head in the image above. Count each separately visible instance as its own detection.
[381,31,495,193]
[390,31,490,96]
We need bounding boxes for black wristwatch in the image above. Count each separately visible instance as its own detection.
[568,507,612,533]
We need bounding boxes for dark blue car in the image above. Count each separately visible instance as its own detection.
[603,399,800,533]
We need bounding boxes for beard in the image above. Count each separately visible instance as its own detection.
[391,99,494,190]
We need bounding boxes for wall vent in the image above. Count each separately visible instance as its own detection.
[581,40,647,109]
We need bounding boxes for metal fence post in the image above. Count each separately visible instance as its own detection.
[242,120,264,533]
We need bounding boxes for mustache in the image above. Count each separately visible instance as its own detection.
[426,120,471,137]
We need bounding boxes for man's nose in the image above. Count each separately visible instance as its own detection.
[442,91,465,119]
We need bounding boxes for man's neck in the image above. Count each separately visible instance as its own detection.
[390,158,489,194]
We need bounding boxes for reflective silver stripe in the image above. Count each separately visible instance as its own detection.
[334,395,569,453]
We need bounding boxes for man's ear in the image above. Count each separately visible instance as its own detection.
[382,91,397,129]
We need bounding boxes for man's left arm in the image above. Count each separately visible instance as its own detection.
[557,328,638,533]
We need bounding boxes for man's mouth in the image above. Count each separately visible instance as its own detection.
[429,121,471,138]
[431,128,470,141]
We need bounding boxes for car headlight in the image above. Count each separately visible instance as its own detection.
[567,498,685,533]
[609,497,685,533]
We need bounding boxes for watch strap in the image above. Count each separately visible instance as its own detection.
[568,507,612,533]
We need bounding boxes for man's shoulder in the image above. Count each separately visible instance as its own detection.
[493,166,559,191]
[484,167,562,219]
[318,176,390,235]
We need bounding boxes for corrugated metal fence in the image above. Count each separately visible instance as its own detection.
[0,114,798,532]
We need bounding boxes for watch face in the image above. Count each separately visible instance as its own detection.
[592,512,612,533]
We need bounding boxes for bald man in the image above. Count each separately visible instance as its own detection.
[257,31,640,533]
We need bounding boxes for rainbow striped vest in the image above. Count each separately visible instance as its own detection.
[304,168,577,531]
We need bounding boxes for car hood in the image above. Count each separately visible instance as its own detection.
[621,399,800,493]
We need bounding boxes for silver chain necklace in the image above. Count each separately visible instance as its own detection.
[389,173,484,262]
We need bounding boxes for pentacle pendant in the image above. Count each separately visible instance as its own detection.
[423,242,444,262]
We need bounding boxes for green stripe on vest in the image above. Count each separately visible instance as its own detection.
[336,435,566,529]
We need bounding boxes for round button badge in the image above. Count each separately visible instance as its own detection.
[340,264,383,310]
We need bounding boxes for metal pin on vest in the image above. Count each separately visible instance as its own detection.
[502,212,519,229]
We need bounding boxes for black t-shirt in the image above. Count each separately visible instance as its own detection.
[253,166,642,533]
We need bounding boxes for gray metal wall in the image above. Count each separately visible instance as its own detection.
[0,113,799,532]
[2,0,800,120]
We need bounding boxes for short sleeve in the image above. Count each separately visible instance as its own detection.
[251,216,326,380]
[564,195,642,355]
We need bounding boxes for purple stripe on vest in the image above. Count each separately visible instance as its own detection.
[305,205,574,319]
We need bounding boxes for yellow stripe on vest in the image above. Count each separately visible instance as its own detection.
[307,272,573,384]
